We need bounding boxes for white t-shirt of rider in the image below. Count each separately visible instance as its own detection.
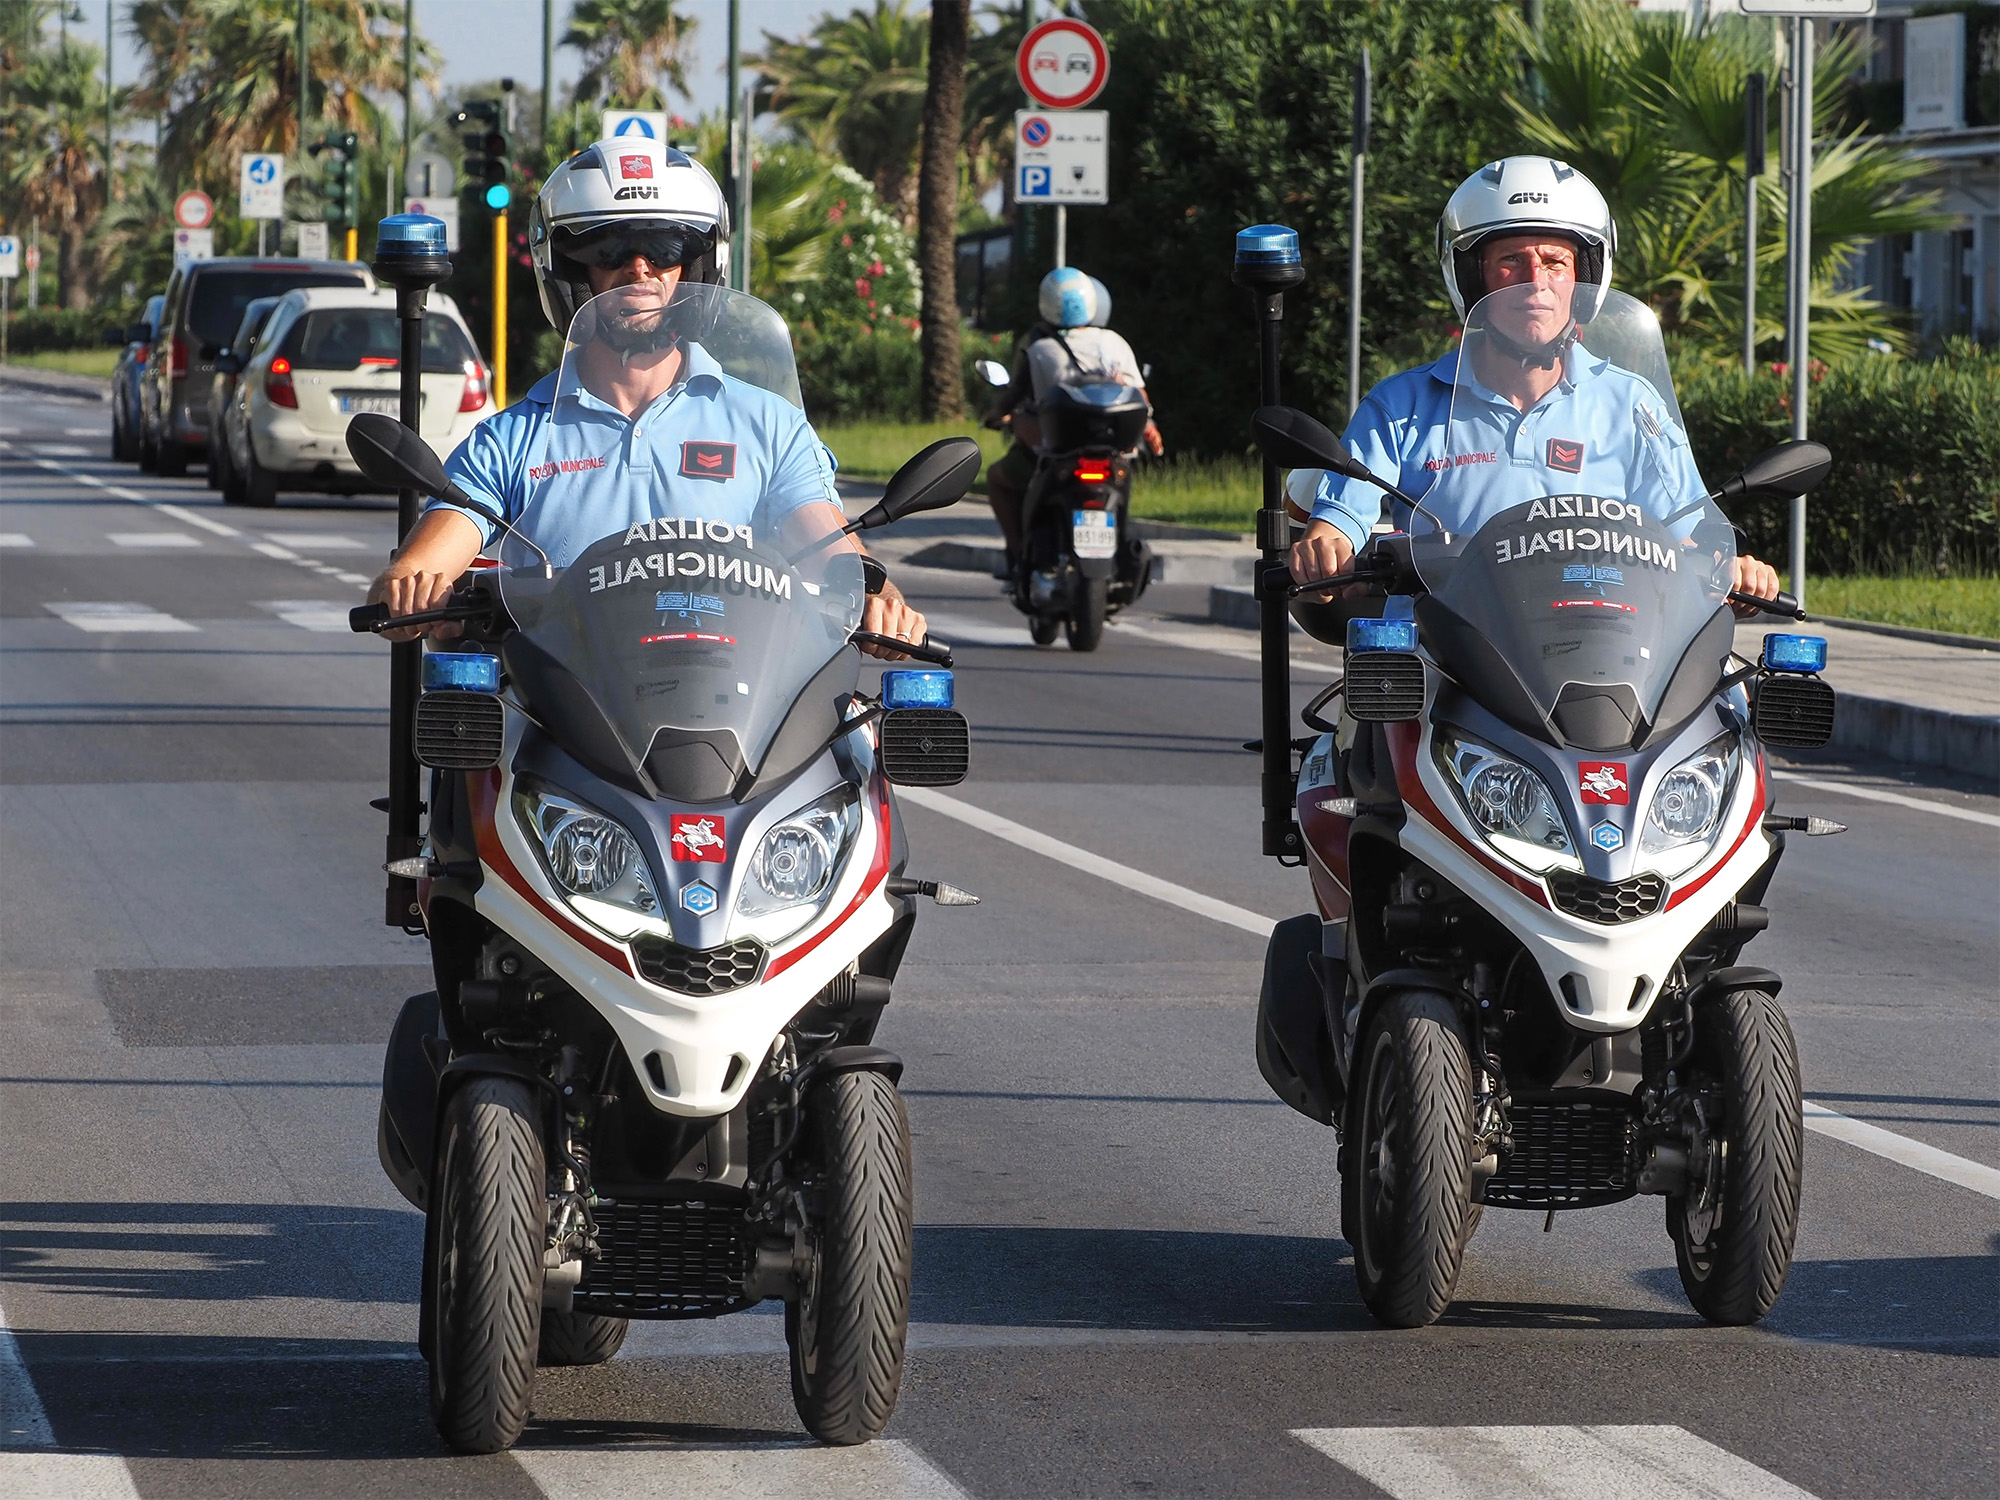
[1024,325,1144,407]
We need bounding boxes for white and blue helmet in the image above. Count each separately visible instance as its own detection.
[1039,267,1102,329]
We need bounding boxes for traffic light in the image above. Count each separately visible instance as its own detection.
[309,133,360,228]
[453,102,511,212]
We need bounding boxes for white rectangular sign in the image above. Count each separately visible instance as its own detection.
[1015,109,1107,206]
[1736,1,1876,14]
[403,198,461,253]
[239,152,286,219]
[173,227,214,265]
[0,236,17,279]
[601,110,672,145]
[295,221,329,260]
[1904,13,1965,133]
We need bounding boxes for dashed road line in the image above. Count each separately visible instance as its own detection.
[259,600,358,633]
[45,601,198,634]
[513,1439,968,1500]
[1293,1425,1819,1500]
[1802,1100,2000,1200]
[1773,771,2000,830]
[107,531,201,548]
[0,534,34,548]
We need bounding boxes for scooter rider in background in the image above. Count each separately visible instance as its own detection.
[983,267,1164,575]
[1285,155,1781,616]
[366,137,927,659]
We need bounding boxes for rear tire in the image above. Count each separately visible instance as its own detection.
[156,439,188,477]
[207,427,231,492]
[786,1069,913,1445]
[1065,576,1108,652]
[112,406,137,464]
[242,439,279,507]
[1344,990,1474,1328]
[138,416,159,472]
[427,1076,544,1454]
[537,1308,628,1367]
[1669,988,1803,1326]
[220,439,247,506]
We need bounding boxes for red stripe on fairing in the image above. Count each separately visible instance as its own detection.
[1387,722,1553,910]
[469,770,635,976]
[1665,752,1768,911]
[764,779,892,981]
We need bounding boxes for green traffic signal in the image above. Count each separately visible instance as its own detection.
[484,183,511,211]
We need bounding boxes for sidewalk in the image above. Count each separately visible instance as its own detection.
[0,364,113,401]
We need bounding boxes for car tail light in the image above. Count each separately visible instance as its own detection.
[265,356,298,408]
[1073,458,1113,484]
[134,343,150,365]
[459,364,488,414]
[170,336,189,378]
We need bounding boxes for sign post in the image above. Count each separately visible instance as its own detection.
[1348,45,1370,418]
[0,236,17,364]
[1744,71,1766,376]
[1015,17,1108,272]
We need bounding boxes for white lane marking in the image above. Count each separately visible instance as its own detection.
[258,599,356,633]
[1,1302,144,1497]
[916,608,1336,673]
[270,532,366,550]
[514,1439,967,1500]
[1803,1101,2000,1201]
[107,532,200,549]
[334,571,372,586]
[0,534,34,548]
[1773,771,2000,830]
[8,451,244,536]
[150,502,241,538]
[33,444,90,457]
[64,428,100,437]
[911,609,1040,649]
[45,601,198,634]
[897,786,1276,938]
[250,540,300,560]
[1293,1425,1819,1500]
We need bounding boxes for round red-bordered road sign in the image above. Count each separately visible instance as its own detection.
[1017,18,1109,110]
[173,190,216,230]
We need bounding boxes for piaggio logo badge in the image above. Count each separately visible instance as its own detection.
[1578,762,1629,805]
[1546,438,1585,473]
[1590,820,1624,852]
[679,880,718,915]
[680,441,737,481]
[671,815,727,863]
[619,155,653,180]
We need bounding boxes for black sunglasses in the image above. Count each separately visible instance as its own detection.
[561,225,712,272]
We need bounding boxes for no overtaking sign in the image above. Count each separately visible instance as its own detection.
[1017,18,1108,110]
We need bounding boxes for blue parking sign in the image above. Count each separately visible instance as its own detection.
[1019,165,1052,198]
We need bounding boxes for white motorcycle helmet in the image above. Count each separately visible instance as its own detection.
[1038,266,1101,330]
[529,136,731,333]
[1088,276,1112,328]
[1436,155,1616,323]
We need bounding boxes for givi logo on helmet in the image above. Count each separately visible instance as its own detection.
[619,155,653,180]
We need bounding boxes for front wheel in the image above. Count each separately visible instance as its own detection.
[242,438,279,507]
[1342,990,1474,1328]
[1065,576,1108,652]
[1669,988,1803,1326]
[427,1076,544,1454]
[786,1069,913,1445]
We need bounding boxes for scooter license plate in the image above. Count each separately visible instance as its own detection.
[1071,510,1117,559]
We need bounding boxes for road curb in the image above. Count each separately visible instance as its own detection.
[0,365,113,401]
[906,540,1008,577]
[1205,587,1997,779]
[1813,615,2000,654]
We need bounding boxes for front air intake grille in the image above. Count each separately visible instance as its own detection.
[571,1198,752,1319]
[413,690,504,769]
[1754,675,1836,748]
[1546,870,1666,924]
[1483,1095,1636,1209]
[630,935,765,995]
[1344,653,1426,721]
[879,708,970,786]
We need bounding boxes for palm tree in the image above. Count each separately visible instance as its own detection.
[750,0,929,224]
[92,151,182,299]
[1498,0,1944,360]
[129,0,432,189]
[563,0,696,112]
[1,33,112,308]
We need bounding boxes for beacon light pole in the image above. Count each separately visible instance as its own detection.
[371,213,453,928]
[1234,224,1307,863]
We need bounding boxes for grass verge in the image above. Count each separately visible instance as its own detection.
[2,348,120,377]
[1129,456,1260,532]
[1792,574,2000,640]
[819,420,1008,482]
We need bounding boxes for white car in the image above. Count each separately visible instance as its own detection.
[217,286,494,506]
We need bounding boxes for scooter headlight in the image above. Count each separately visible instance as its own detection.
[1642,732,1743,877]
[734,787,862,943]
[512,786,662,938]
[1434,731,1581,874]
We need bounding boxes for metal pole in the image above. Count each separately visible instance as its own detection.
[1054,204,1065,269]
[1744,71,1765,376]
[727,0,742,290]
[403,0,415,200]
[493,208,508,406]
[297,0,308,155]
[1347,45,1370,417]
[105,0,113,198]
[386,287,427,930]
[1787,19,1813,610]
[738,82,754,292]
[541,0,553,156]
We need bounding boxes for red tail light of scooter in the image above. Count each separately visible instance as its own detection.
[265,356,299,408]
[1073,457,1113,485]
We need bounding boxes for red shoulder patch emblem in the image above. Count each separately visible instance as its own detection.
[680,441,737,481]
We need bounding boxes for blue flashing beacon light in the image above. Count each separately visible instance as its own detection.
[422,651,502,693]
[880,670,954,710]
[1761,633,1828,675]
[1348,618,1420,654]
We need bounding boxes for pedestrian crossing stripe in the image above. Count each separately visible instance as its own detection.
[107,533,201,548]
[514,1440,968,1500]
[257,600,356,633]
[45,602,197,634]
[0,534,33,548]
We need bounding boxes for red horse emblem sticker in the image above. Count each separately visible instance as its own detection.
[1578,762,1629,805]
[670,815,727,862]
[619,155,653,180]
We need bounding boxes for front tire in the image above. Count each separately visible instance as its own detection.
[1028,615,1060,646]
[1669,988,1803,1326]
[1065,576,1108,652]
[786,1069,913,1445]
[112,404,137,463]
[1343,991,1474,1328]
[427,1076,544,1454]
[537,1308,628,1367]
[242,437,279,507]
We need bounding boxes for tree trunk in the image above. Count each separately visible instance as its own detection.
[917,0,970,421]
[60,213,91,312]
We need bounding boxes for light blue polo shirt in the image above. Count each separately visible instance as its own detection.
[1309,348,1704,550]
[433,341,840,568]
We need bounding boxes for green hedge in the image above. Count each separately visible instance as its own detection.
[1680,347,2000,575]
[794,320,1010,425]
[2,306,138,355]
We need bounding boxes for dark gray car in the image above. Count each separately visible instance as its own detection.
[108,294,165,464]
[140,257,373,476]
[203,296,282,498]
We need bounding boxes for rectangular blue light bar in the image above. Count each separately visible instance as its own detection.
[881,669,954,710]
[1348,618,1419,654]
[1761,633,1827,674]
[422,651,501,693]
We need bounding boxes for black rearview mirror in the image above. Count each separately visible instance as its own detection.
[1710,440,1832,503]
[103,326,127,348]
[347,410,454,498]
[1251,405,1366,480]
[852,437,984,531]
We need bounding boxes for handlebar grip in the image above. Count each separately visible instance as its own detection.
[906,637,953,668]
[1771,589,1802,619]
[349,602,392,633]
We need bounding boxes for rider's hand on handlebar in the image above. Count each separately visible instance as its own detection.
[1142,420,1164,457]
[1729,554,1781,619]
[367,566,465,642]
[858,582,927,661]
[1288,521,1356,588]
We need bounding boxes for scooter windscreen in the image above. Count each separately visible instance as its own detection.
[494,282,865,789]
[1409,285,1737,738]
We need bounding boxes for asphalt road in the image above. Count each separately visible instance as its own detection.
[2,379,1996,1498]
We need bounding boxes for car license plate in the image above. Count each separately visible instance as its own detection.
[336,393,410,416]
[1072,509,1117,559]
